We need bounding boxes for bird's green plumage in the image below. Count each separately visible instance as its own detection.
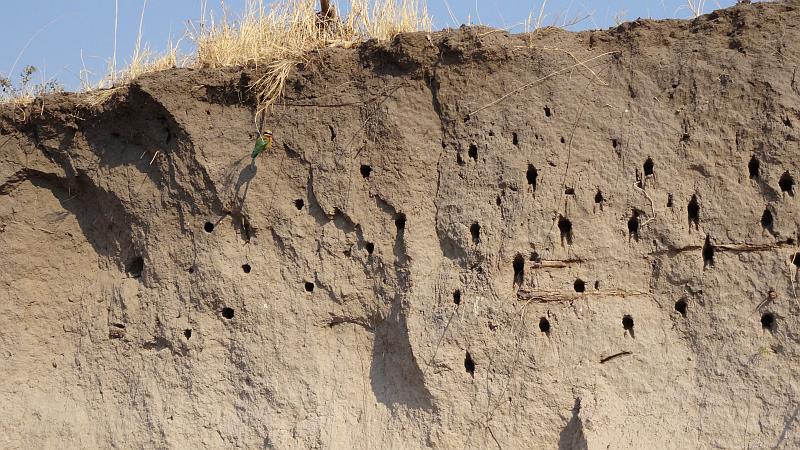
[251,135,270,159]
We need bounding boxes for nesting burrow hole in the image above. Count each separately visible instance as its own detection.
[748,156,760,179]
[395,213,406,231]
[558,216,573,245]
[675,299,688,317]
[513,254,525,284]
[539,317,551,334]
[468,143,478,160]
[643,157,655,177]
[622,315,634,331]
[242,264,252,274]
[183,329,192,339]
[594,190,604,204]
[527,165,538,191]
[627,210,640,240]
[127,256,144,278]
[574,279,586,293]
[688,195,700,228]
[294,199,305,210]
[779,171,794,195]
[703,235,715,268]
[470,222,481,244]
[204,221,215,233]
[761,208,774,231]
[360,164,372,178]
[761,312,776,331]
[464,352,476,377]
[304,282,315,293]
[453,289,462,306]
[365,242,375,255]
[221,307,235,319]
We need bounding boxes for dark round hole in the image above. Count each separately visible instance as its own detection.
[574,279,586,293]
[643,157,654,176]
[204,221,215,233]
[622,315,634,330]
[464,351,476,376]
[304,282,315,293]
[365,242,375,255]
[779,171,794,194]
[127,256,144,278]
[468,143,478,160]
[453,289,461,305]
[558,216,573,243]
[242,264,251,273]
[688,195,700,226]
[294,199,305,210]
[628,211,640,237]
[594,280,600,290]
[539,317,551,333]
[470,222,481,243]
[360,164,372,178]
[594,190,604,204]
[761,312,775,330]
[513,254,525,283]
[748,156,760,179]
[221,307,234,319]
[675,299,688,316]
[188,266,195,274]
[761,208,774,230]
[527,164,538,190]
[395,213,406,231]
[529,251,541,263]
[183,329,192,339]
[793,252,800,267]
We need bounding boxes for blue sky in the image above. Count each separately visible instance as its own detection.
[1,0,737,91]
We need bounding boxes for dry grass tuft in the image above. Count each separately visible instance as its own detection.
[193,0,431,114]
[3,1,430,113]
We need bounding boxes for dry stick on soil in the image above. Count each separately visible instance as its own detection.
[466,51,616,118]
[540,46,609,85]
[475,299,536,430]
[633,182,656,228]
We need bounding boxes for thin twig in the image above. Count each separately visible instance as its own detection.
[540,46,608,85]
[600,351,632,364]
[466,51,616,118]
[633,182,656,228]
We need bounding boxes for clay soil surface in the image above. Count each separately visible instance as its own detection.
[1,1,800,448]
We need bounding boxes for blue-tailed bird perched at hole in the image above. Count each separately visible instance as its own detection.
[251,130,273,161]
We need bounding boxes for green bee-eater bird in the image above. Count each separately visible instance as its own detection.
[251,131,272,160]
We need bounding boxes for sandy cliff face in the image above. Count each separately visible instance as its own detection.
[1,2,800,448]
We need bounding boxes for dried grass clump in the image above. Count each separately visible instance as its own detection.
[112,45,179,87]
[3,1,430,112]
[193,0,431,114]
[0,65,63,110]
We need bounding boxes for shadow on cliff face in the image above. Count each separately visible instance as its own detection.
[15,84,231,276]
[25,171,141,276]
[369,295,433,411]
[558,399,588,450]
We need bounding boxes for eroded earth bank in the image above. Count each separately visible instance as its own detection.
[1,1,800,448]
